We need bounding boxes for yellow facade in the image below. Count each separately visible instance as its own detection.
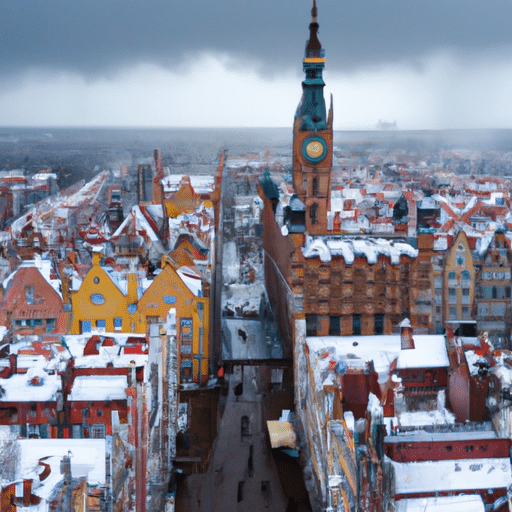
[70,253,210,384]
[443,231,475,322]
[70,253,141,335]
[138,255,209,385]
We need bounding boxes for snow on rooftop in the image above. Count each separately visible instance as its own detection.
[397,408,456,428]
[474,232,494,257]
[0,371,60,402]
[68,375,128,401]
[32,172,57,181]
[388,456,512,494]
[307,335,400,383]
[385,427,497,444]
[103,266,128,295]
[161,174,215,193]
[18,438,105,503]
[395,495,485,512]
[303,237,418,264]
[177,266,203,296]
[307,333,449,385]
[397,335,449,369]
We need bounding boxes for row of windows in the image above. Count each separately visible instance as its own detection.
[306,314,385,336]
[447,306,471,320]
[447,270,471,280]
[22,423,105,439]
[481,271,511,280]
[14,318,56,332]
[446,270,512,282]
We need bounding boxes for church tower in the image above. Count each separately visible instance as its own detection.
[292,0,333,235]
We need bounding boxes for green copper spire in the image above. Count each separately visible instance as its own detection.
[295,0,327,132]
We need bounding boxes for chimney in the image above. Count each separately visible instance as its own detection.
[9,353,17,376]
[399,318,415,350]
[23,480,31,507]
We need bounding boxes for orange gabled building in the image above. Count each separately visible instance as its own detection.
[138,252,210,385]
[69,253,140,335]
[0,260,63,335]
[69,247,210,384]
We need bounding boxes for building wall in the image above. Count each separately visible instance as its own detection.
[443,231,475,323]
[70,253,139,335]
[138,259,209,384]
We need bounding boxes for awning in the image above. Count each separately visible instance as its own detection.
[267,421,297,449]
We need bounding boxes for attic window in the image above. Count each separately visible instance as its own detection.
[25,286,34,305]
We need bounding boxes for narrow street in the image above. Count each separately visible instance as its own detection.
[175,160,310,511]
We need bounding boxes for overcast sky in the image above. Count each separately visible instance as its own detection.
[2,0,512,130]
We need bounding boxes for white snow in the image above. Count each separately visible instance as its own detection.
[395,495,485,512]
[0,372,61,402]
[388,456,512,494]
[303,237,418,265]
[396,335,449,369]
[307,335,401,383]
[397,408,456,427]
[176,266,202,296]
[68,375,128,401]
[17,439,105,507]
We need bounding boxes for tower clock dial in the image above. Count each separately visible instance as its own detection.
[302,136,327,163]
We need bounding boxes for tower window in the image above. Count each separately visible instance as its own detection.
[312,177,318,196]
[310,203,318,224]
[375,314,384,335]
[352,314,361,336]
[329,316,340,336]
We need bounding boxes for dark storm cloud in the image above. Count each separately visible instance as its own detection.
[2,0,512,79]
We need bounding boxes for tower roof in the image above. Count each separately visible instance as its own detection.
[305,0,323,60]
[296,0,327,131]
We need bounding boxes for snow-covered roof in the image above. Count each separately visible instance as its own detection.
[397,335,449,369]
[3,258,62,298]
[177,266,202,296]
[307,335,400,383]
[0,370,60,402]
[68,375,128,401]
[385,427,497,444]
[397,408,456,427]
[303,237,418,264]
[307,333,449,384]
[18,438,105,504]
[32,172,57,181]
[395,495,484,512]
[388,456,512,493]
[112,205,160,242]
[161,174,215,193]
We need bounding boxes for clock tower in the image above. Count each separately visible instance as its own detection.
[292,0,333,235]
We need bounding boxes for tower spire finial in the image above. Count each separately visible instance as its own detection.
[311,0,317,22]
[306,0,321,58]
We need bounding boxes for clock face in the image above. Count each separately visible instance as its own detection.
[302,136,327,163]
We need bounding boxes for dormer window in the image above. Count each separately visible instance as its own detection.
[25,285,34,305]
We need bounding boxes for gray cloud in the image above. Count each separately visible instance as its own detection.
[2,0,512,80]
